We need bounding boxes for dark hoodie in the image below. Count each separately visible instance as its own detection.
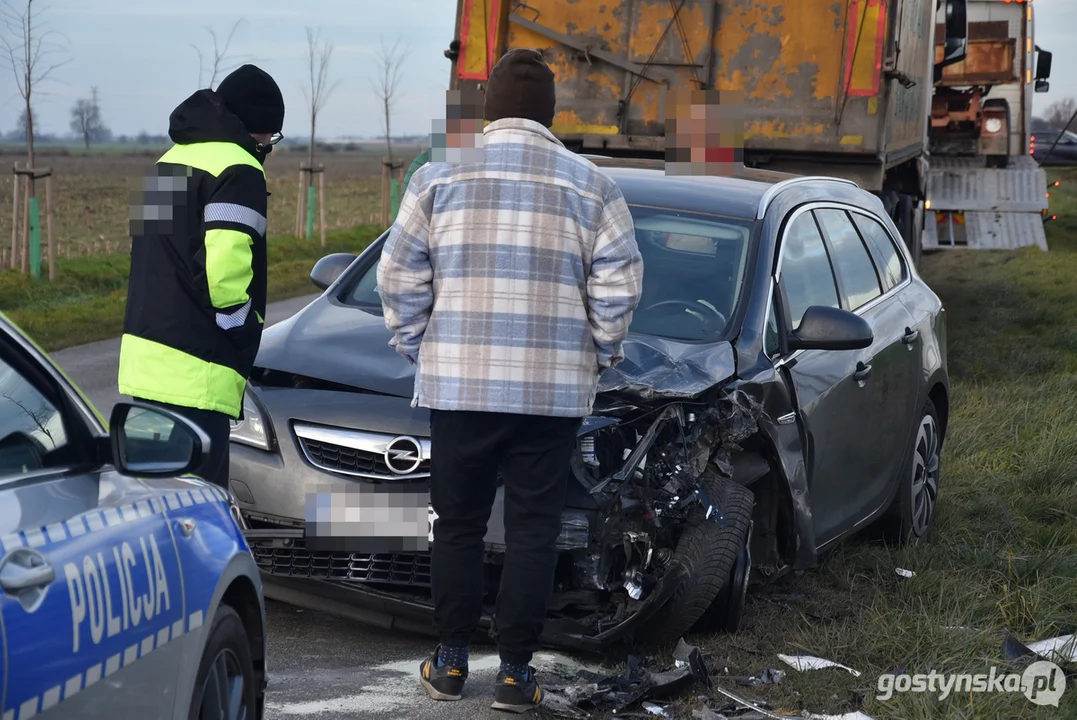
[118,89,271,418]
[169,89,271,164]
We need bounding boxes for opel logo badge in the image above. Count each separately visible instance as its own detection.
[384,436,423,475]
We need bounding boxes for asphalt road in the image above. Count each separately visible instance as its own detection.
[52,292,602,719]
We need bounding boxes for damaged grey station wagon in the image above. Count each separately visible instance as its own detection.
[226,158,950,652]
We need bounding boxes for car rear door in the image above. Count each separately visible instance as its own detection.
[0,334,186,720]
[814,207,922,525]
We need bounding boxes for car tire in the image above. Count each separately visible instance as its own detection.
[638,469,754,645]
[187,604,258,720]
[880,398,943,545]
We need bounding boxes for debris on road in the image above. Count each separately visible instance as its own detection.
[1027,633,1077,663]
[1002,630,1077,664]
[894,568,916,578]
[777,654,862,678]
[540,641,712,717]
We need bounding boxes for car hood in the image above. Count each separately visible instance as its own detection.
[254,295,737,403]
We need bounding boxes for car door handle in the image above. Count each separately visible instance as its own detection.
[854,362,872,383]
[0,560,55,591]
[903,327,919,344]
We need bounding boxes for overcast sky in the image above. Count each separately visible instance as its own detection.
[2,0,1075,140]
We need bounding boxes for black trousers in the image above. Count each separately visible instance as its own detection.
[131,397,232,489]
[428,409,581,666]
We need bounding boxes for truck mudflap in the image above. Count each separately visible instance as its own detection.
[923,155,1049,251]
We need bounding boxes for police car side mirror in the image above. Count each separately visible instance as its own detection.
[109,402,210,478]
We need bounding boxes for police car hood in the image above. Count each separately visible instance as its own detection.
[167,89,265,163]
[253,294,738,404]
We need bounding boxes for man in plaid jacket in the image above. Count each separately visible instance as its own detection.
[377,48,643,713]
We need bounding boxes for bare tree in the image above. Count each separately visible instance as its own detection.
[0,0,70,176]
[2,392,54,445]
[70,86,109,148]
[1044,98,1077,132]
[370,35,409,164]
[302,27,340,172]
[190,19,252,89]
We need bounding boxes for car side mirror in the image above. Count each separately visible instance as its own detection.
[310,253,358,291]
[1034,80,1050,94]
[109,402,208,478]
[787,305,873,352]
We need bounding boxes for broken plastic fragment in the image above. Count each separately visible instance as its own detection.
[643,702,671,716]
[540,691,591,719]
[671,638,712,687]
[1026,633,1077,663]
[895,568,915,578]
[778,654,862,678]
[709,682,811,719]
[761,667,785,684]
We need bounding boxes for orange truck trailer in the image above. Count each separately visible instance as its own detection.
[443,0,1055,258]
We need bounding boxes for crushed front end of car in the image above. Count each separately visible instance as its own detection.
[233,329,806,653]
[534,338,767,652]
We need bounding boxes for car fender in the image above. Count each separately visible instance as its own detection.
[731,374,819,571]
[169,488,267,720]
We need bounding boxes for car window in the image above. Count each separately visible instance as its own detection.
[0,356,73,479]
[779,212,840,329]
[345,208,757,343]
[852,212,906,291]
[815,208,882,311]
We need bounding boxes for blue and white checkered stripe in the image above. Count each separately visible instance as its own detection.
[0,484,229,720]
[1,609,206,720]
[0,484,230,553]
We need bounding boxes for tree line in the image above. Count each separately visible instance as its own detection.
[0,3,411,160]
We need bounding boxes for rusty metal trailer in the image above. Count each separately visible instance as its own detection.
[445,0,964,264]
[444,0,1055,259]
[924,0,1053,251]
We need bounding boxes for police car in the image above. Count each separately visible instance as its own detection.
[0,313,267,720]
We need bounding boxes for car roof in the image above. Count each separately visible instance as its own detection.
[581,156,854,221]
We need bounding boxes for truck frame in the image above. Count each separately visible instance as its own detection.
[444,0,1054,262]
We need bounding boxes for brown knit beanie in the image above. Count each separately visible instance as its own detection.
[483,48,556,128]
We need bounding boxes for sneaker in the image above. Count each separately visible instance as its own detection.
[418,646,468,701]
[491,667,543,713]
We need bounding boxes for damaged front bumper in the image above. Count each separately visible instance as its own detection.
[252,550,691,654]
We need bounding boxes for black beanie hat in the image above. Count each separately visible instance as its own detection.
[484,48,556,128]
[216,64,285,135]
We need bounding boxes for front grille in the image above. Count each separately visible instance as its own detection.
[300,437,431,478]
[250,536,432,586]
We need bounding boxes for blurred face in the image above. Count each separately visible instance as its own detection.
[445,118,483,148]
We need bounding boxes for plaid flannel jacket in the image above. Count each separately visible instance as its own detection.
[377,118,644,417]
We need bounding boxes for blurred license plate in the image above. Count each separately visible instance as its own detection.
[304,485,433,552]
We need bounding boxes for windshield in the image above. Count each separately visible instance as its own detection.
[344,205,754,342]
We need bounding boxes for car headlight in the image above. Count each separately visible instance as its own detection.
[985,117,1003,134]
[230,387,274,451]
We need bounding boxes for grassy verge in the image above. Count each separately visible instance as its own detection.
[673,169,1077,719]
[0,225,382,351]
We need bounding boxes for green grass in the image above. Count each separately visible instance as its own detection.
[658,169,1077,720]
[0,225,381,351]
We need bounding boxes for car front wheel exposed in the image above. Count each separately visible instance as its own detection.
[189,605,258,720]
